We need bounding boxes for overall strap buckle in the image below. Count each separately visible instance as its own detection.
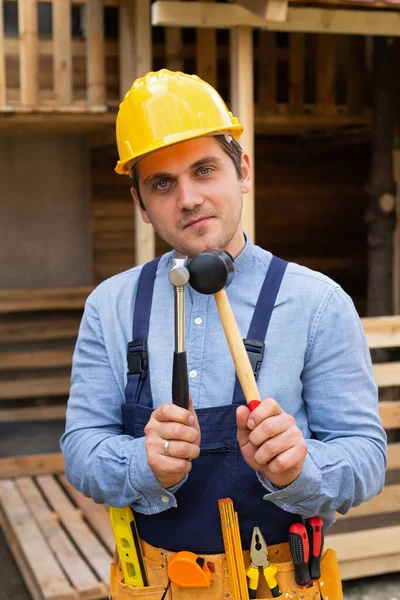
[243,338,265,379]
[127,340,148,379]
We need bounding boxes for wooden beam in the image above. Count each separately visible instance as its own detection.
[325,525,400,580]
[160,0,184,72]
[316,34,337,115]
[238,0,288,22]
[265,0,288,22]
[288,33,305,114]
[347,36,366,116]
[258,32,277,113]
[0,453,64,479]
[379,400,400,430]
[152,2,400,37]
[53,0,73,105]
[119,0,155,266]
[0,287,92,312]
[230,26,255,242]
[361,315,400,348]
[0,0,6,106]
[0,406,66,423]
[18,0,38,106]
[86,0,105,105]
[196,0,217,87]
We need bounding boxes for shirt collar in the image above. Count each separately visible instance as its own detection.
[231,232,253,278]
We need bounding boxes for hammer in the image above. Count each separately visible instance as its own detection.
[169,258,190,410]
[188,250,261,412]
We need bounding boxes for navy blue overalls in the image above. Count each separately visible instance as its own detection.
[123,256,302,554]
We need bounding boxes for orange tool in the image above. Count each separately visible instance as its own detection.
[167,551,213,587]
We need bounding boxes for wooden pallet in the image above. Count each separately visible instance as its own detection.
[0,454,113,600]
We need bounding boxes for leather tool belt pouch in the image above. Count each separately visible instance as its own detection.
[110,540,343,600]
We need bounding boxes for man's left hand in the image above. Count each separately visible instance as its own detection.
[236,398,308,488]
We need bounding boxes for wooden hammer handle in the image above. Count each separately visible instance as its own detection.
[214,289,261,405]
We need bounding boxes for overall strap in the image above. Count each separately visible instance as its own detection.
[126,257,161,405]
[233,255,288,400]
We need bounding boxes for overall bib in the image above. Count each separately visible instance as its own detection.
[110,256,342,600]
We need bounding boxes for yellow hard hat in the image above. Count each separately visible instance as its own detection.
[115,69,244,175]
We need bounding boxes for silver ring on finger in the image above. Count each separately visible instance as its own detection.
[164,440,170,456]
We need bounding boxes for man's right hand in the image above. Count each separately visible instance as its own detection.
[144,396,201,489]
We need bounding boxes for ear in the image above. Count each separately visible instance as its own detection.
[239,152,252,195]
[130,186,151,224]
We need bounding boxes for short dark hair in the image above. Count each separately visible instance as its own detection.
[130,135,243,211]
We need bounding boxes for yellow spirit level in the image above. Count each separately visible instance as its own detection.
[109,506,148,587]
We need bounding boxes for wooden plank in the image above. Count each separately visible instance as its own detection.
[388,443,400,470]
[0,405,66,424]
[18,0,38,106]
[347,36,365,116]
[258,31,277,113]
[337,484,400,519]
[196,0,217,88]
[151,2,400,37]
[0,376,71,400]
[265,0,289,21]
[53,0,73,105]
[0,287,92,313]
[0,0,6,106]
[0,349,73,371]
[0,479,75,600]
[118,0,155,266]
[0,319,80,343]
[86,0,105,105]
[373,362,400,387]
[230,26,255,242]
[0,453,64,479]
[361,315,400,348]
[16,477,103,597]
[159,0,184,72]
[59,475,115,554]
[288,33,305,114]
[37,475,112,584]
[316,34,336,115]
[378,400,400,430]
[326,524,400,562]
[338,552,400,581]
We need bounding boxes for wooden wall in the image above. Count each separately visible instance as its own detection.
[91,135,370,315]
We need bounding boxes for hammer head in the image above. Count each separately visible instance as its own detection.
[169,258,190,287]
[188,250,234,295]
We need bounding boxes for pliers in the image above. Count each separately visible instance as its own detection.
[246,527,281,599]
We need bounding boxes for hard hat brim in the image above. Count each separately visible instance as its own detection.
[115,124,244,176]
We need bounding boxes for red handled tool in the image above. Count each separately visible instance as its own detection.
[306,517,324,581]
[288,523,311,587]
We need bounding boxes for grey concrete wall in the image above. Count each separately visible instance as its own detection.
[0,135,92,288]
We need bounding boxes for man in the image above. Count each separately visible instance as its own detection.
[61,70,386,599]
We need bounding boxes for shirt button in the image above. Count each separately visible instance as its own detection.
[189,370,197,379]
[194,317,202,325]
[161,495,169,503]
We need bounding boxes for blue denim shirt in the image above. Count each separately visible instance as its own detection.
[60,237,387,529]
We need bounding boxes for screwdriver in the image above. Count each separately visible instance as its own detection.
[306,517,324,581]
[288,523,311,587]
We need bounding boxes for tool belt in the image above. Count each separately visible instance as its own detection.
[110,539,343,600]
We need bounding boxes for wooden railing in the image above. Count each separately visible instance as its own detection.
[0,0,118,112]
[0,0,372,131]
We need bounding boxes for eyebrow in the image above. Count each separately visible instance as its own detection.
[142,155,223,188]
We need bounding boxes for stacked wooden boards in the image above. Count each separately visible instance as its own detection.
[0,454,113,600]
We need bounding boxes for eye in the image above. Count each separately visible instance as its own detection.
[198,167,212,176]
[154,179,170,190]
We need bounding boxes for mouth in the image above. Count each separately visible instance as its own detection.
[183,216,213,229]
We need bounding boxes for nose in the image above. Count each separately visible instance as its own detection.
[176,178,205,211]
